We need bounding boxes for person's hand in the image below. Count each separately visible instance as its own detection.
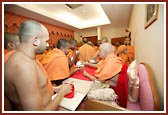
[83,70,89,77]
[53,85,62,92]
[59,83,72,96]
[75,50,80,56]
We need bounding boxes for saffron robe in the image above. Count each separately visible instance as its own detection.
[78,44,96,62]
[43,48,70,81]
[4,49,10,55]
[117,45,134,66]
[95,53,123,81]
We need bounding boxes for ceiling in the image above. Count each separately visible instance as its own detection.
[4,3,133,31]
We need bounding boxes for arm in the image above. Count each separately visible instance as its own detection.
[83,70,104,83]
[69,67,82,76]
[83,62,97,68]
[14,62,45,110]
[69,50,79,68]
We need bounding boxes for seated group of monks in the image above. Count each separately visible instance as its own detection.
[4,20,134,111]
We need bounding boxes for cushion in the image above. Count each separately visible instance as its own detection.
[127,60,140,103]
[127,60,138,85]
[127,101,141,111]
[138,64,154,110]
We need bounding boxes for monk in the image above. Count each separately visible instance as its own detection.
[4,20,72,111]
[116,34,134,66]
[4,32,20,55]
[78,37,96,62]
[41,38,81,85]
[91,37,109,62]
[67,39,79,70]
[83,43,123,86]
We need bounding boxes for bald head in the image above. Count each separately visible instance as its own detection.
[4,32,20,50]
[99,43,114,58]
[101,37,108,43]
[18,20,48,43]
[82,37,88,43]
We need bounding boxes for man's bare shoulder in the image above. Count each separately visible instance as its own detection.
[5,51,37,78]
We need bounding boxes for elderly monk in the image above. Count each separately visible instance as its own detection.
[116,35,134,66]
[4,32,20,55]
[78,37,96,62]
[41,38,80,85]
[91,37,109,62]
[83,43,123,86]
[4,20,72,111]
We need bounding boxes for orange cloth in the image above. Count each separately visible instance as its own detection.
[95,53,123,81]
[117,45,134,66]
[36,53,45,61]
[36,59,54,96]
[93,46,99,52]
[4,49,10,55]
[4,51,54,96]
[40,49,59,65]
[43,48,70,81]
[78,44,96,62]
[4,50,15,63]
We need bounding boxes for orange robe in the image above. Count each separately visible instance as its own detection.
[43,48,70,81]
[4,49,10,55]
[117,45,134,66]
[93,46,99,52]
[36,59,54,96]
[78,44,96,62]
[4,51,54,96]
[36,53,45,61]
[95,53,123,81]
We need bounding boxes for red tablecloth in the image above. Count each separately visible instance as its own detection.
[71,66,96,81]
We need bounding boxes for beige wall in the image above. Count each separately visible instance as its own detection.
[129,4,165,110]
[74,26,127,43]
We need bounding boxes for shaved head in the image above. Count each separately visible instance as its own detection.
[18,20,48,43]
[4,32,19,48]
[4,32,19,49]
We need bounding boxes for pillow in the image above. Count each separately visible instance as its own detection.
[127,60,140,103]
[127,60,138,85]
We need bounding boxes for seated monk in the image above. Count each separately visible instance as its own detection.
[116,32,134,66]
[91,37,109,63]
[83,43,123,86]
[4,32,20,55]
[78,37,96,62]
[67,39,79,71]
[41,38,81,85]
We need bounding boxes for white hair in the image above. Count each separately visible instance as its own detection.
[99,43,114,58]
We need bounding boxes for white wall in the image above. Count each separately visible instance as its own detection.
[129,4,165,110]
